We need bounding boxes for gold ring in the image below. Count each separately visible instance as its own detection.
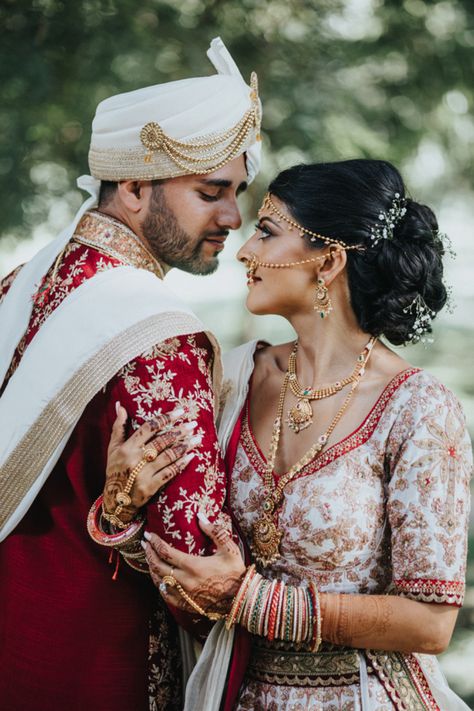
[143,446,158,462]
[162,575,177,587]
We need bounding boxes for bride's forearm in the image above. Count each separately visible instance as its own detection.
[321,593,458,655]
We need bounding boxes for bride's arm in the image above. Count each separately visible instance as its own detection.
[143,521,458,655]
[320,590,457,655]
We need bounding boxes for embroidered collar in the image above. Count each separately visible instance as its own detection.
[74,210,164,279]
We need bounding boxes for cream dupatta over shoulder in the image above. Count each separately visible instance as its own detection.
[0,266,221,541]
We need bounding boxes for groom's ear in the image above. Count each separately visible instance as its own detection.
[117,180,151,214]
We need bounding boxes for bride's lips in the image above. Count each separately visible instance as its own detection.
[246,273,262,286]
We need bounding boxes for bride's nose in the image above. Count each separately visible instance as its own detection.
[237,231,258,263]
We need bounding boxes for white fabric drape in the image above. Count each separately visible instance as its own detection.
[0,175,100,387]
[0,267,210,540]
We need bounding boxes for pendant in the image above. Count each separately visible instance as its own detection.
[287,398,313,434]
[250,513,283,566]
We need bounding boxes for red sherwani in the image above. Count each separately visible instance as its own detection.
[0,212,227,711]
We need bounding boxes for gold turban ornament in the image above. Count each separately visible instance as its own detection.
[88,38,262,183]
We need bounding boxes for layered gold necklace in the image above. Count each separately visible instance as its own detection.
[250,337,376,567]
[286,341,373,433]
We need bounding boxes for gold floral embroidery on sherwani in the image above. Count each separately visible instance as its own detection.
[74,210,164,279]
[231,369,472,710]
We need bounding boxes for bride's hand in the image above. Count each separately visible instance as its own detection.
[143,515,246,616]
[103,403,199,524]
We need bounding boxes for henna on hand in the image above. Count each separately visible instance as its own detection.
[103,469,138,522]
[323,594,394,647]
[190,573,245,615]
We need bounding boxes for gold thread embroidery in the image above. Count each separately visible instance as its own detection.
[74,211,164,279]
[248,640,360,688]
[0,312,217,532]
[366,650,441,711]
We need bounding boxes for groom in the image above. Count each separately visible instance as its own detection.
[0,39,261,711]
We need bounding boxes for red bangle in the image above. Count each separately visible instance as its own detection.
[87,495,144,547]
[268,581,282,642]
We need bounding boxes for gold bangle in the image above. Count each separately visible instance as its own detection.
[162,575,224,622]
[101,506,132,530]
[226,564,256,630]
[309,581,323,652]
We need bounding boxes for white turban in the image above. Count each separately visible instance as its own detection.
[0,38,262,387]
[89,37,262,184]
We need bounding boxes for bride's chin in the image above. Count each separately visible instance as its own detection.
[245,295,278,316]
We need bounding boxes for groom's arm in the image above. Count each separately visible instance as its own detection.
[106,330,229,555]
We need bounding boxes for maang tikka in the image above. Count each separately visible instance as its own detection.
[315,278,332,318]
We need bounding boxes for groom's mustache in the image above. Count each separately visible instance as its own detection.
[202,229,229,239]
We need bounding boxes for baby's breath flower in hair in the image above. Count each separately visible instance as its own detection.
[370,193,407,246]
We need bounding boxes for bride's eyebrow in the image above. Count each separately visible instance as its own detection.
[259,216,280,228]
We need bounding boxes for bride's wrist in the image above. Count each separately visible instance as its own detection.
[226,567,323,650]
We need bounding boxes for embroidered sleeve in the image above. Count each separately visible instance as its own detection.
[387,378,472,606]
[0,265,23,304]
[109,331,229,557]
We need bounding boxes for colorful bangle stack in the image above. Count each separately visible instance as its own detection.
[227,568,323,647]
[87,495,144,547]
[87,496,149,574]
[226,565,257,630]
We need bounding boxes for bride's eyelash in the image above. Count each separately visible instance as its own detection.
[254,222,273,239]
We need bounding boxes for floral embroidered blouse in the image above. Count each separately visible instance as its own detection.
[230,366,472,710]
[232,368,471,605]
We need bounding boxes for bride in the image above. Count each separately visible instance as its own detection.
[101,159,471,710]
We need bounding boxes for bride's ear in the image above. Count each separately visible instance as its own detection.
[316,246,347,286]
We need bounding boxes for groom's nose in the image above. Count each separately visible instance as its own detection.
[216,197,242,231]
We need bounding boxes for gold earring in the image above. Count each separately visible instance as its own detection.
[314,278,333,318]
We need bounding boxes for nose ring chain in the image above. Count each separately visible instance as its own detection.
[245,252,334,280]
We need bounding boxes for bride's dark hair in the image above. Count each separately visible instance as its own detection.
[268,159,447,346]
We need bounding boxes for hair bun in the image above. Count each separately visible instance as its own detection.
[354,198,447,345]
[267,159,450,346]
[392,198,438,245]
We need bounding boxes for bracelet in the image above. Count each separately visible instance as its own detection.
[227,571,323,648]
[275,580,285,641]
[162,575,224,621]
[112,445,158,518]
[267,580,283,642]
[87,495,144,549]
[226,565,256,630]
[258,579,272,637]
[262,579,277,638]
[309,581,322,652]
[101,505,131,530]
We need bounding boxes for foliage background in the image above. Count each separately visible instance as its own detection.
[1,0,473,703]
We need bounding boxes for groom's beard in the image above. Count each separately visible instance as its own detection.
[141,185,221,276]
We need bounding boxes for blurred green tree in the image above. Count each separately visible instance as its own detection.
[1,0,473,241]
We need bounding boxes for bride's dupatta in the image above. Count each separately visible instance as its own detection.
[183,340,261,711]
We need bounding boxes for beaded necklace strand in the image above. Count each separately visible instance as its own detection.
[250,336,377,566]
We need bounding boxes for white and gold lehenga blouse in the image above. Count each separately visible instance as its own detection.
[215,341,472,711]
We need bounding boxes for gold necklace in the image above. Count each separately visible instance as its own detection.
[286,340,375,434]
[250,337,376,567]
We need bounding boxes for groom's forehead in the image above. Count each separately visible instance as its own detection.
[166,156,248,194]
